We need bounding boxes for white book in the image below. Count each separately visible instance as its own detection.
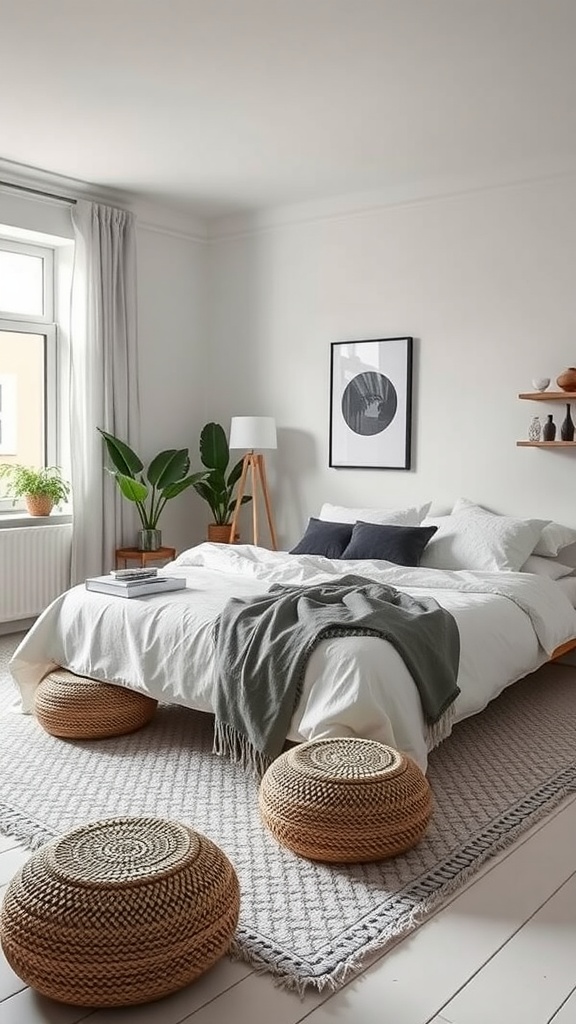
[85,575,186,598]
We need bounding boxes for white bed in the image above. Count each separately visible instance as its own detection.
[10,542,576,772]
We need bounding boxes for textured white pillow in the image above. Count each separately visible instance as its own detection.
[521,554,575,580]
[319,502,431,527]
[420,505,547,572]
[533,521,576,558]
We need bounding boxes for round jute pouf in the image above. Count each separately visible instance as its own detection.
[34,668,158,739]
[0,817,240,1007]
[259,737,433,863]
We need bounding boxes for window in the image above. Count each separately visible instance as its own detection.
[0,237,58,511]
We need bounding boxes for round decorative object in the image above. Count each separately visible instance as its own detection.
[531,377,550,392]
[34,669,158,739]
[0,817,240,1007]
[341,371,398,435]
[259,737,433,863]
[556,367,576,392]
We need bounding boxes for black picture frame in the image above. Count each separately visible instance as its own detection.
[329,337,413,469]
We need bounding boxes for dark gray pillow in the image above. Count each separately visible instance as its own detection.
[290,518,353,559]
[341,521,438,565]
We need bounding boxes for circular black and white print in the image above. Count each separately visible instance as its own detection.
[341,371,398,436]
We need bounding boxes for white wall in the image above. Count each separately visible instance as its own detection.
[135,222,208,553]
[208,175,576,546]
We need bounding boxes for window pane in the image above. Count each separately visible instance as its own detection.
[0,250,44,316]
[0,331,45,498]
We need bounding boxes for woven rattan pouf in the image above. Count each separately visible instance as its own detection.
[0,816,240,1007]
[34,668,158,739]
[259,737,433,863]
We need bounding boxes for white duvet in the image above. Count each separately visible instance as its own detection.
[10,543,576,772]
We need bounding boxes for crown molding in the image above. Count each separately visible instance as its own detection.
[207,156,576,242]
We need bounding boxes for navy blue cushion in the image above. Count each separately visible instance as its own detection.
[341,521,438,565]
[290,518,354,559]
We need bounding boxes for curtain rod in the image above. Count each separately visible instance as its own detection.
[0,179,77,205]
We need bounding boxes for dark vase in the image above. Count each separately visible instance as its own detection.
[561,404,575,442]
[542,414,556,442]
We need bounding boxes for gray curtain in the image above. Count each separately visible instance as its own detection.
[69,201,140,582]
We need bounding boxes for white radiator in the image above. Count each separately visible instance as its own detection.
[0,524,73,623]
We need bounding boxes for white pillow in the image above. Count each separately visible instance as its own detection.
[319,501,431,527]
[521,554,575,580]
[452,497,576,561]
[533,521,576,558]
[420,506,547,572]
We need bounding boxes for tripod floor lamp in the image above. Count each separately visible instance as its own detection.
[228,416,278,549]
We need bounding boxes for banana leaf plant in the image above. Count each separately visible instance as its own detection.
[98,428,207,529]
[192,421,252,525]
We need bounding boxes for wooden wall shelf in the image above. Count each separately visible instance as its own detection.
[516,441,576,447]
[518,391,576,400]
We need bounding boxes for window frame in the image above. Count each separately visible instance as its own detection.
[0,237,58,513]
[0,237,54,323]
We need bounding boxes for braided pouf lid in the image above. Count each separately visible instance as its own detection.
[34,668,158,739]
[0,817,240,1007]
[259,737,433,863]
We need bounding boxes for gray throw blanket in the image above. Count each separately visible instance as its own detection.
[212,575,460,773]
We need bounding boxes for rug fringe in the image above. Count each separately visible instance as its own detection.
[0,801,57,852]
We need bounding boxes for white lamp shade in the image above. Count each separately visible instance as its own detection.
[229,416,277,450]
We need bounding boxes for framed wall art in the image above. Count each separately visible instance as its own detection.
[329,337,413,469]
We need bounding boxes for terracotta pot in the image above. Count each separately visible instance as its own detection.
[556,367,576,392]
[207,524,239,544]
[25,494,54,517]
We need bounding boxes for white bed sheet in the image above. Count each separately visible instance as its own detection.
[10,544,576,772]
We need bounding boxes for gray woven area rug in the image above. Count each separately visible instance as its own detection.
[1,633,576,993]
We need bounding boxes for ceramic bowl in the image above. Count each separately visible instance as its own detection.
[532,377,550,392]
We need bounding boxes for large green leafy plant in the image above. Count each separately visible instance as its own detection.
[98,428,206,530]
[193,422,251,525]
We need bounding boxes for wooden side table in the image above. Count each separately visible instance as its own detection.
[115,546,177,569]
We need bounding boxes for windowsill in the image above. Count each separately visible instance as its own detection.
[0,512,73,529]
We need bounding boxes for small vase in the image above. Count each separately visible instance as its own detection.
[561,404,575,441]
[542,414,557,442]
[528,416,541,442]
[137,528,162,551]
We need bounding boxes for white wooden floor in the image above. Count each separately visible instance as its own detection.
[1,793,576,1024]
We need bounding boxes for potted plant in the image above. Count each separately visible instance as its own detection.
[98,429,207,550]
[0,464,70,516]
[192,422,252,542]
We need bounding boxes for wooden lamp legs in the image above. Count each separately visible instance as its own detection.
[229,452,278,550]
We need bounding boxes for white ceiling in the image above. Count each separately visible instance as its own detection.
[1,0,576,220]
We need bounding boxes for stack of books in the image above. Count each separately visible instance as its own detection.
[85,567,186,598]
